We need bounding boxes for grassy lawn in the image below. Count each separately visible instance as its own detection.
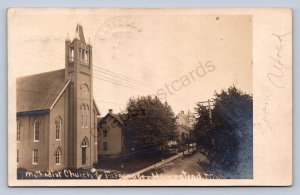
[95,149,176,173]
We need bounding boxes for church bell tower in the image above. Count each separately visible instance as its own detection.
[64,24,96,168]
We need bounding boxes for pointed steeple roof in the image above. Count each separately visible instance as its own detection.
[74,24,86,45]
[74,25,80,40]
[187,109,194,117]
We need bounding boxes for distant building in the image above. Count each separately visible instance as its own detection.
[97,109,125,158]
[175,110,196,141]
[16,25,100,171]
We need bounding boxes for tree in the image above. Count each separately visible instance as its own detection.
[194,86,253,179]
[192,104,212,150]
[123,95,177,152]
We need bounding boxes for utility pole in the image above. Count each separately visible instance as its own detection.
[198,99,214,123]
[198,100,214,117]
[208,99,212,123]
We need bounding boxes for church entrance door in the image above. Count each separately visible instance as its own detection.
[81,138,88,165]
[82,147,86,165]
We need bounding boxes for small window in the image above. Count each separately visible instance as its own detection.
[32,149,38,164]
[55,118,62,140]
[103,130,108,137]
[55,148,61,165]
[17,121,21,142]
[103,142,108,151]
[17,149,19,163]
[33,119,40,142]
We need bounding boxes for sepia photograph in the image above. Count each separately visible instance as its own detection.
[7,8,292,186]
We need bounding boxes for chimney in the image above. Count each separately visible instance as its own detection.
[109,109,113,114]
[181,110,184,114]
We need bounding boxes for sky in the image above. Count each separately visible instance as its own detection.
[9,9,252,115]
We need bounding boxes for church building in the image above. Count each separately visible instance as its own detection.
[175,110,196,141]
[16,25,100,171]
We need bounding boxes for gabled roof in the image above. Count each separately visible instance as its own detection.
[17,69,69,113]
[176,110,195,118]
[98,113,125,126]
[110,113,125,125]
[97,117,104,123]
[176,113,187,119]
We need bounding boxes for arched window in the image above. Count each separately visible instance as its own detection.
[81,48,85,60]
[55,117,62,140]
[85,51,89,63]
[81,137,89,165]
[80,104,85,128]
[69,48,74,62]
[85,104,89,128]
[17,121,20,142]
[81,137,89,147]
[54,148,62,165]
[33,119,40,142]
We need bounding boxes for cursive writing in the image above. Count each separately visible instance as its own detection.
[261,85,273,135]
[267,33,291,88]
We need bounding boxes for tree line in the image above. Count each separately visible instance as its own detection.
[105,85,253,178]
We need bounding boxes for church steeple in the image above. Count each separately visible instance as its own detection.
[65,24,92,79]
[64,24,96,168]
[75,24,86,45]
[74,28,80,40]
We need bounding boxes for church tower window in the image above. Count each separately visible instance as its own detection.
[85,104,89,128]
[82,48,85,60]
[80,104,85,128]
[70,48,74,62]
[85,51,89,63]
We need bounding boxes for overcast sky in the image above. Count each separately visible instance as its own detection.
[10,9,252,115]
